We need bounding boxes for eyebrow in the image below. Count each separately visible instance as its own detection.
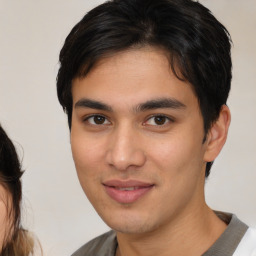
[135,98,186,112]
[74,97,186,112]
[74,98,113,112]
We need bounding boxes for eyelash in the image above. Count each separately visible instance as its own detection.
[83,114,174,127]
[83,114,111,125]
[144,115,174,127]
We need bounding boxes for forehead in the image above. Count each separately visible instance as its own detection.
[72,47,198,110]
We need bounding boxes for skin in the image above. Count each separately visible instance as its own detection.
[0,184,9,250]
[71,47,231,256]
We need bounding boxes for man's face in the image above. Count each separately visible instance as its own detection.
[71,47,209,234]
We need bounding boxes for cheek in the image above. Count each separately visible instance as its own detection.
[70,125,113,209]
[70,132,106,194]
[147,136,205,213]
[0,187,11,247]
[148,132,205,177]
[71,130,105,170]
[0,200,7,223]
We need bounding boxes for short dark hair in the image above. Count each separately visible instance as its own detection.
[56,0,232,177]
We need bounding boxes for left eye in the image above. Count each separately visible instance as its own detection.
[85,115,110,125]
[145,115,171,126]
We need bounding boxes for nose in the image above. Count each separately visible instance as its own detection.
[105,125,146,171]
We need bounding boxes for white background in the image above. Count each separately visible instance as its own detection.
[0,0,255,255]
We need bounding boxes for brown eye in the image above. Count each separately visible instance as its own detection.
[93,116,106,124]
[85,115,110,125]
[145,115,171,126]
[154,116,167,125]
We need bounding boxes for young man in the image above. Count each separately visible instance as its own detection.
[56,0,256,255]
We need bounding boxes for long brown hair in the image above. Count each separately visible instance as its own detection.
[0,125,38,255]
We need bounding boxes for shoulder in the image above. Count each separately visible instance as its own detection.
[233,227,256,256]
[71,230,117,256]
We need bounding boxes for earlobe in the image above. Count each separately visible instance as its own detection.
[203,105,231,162]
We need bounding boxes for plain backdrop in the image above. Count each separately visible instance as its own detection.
[0,0,255,255]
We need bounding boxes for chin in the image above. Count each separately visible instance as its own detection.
[112,224,153,234]
[103,213,158,234]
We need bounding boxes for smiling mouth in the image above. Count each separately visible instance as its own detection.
[115,186,141,191]
[103,180,154,204]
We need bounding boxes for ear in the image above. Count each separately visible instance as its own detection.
[203,105,231,162]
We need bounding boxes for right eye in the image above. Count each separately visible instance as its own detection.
[84,115,111,125]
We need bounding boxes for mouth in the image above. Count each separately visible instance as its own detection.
[115,187,142,191]
[103,180,154,204]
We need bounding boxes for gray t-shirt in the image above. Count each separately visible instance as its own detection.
[72,212,248,256]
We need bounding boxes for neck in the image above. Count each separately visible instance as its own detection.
[115,205,227,256]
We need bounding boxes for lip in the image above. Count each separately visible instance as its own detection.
[103,179,154,204]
